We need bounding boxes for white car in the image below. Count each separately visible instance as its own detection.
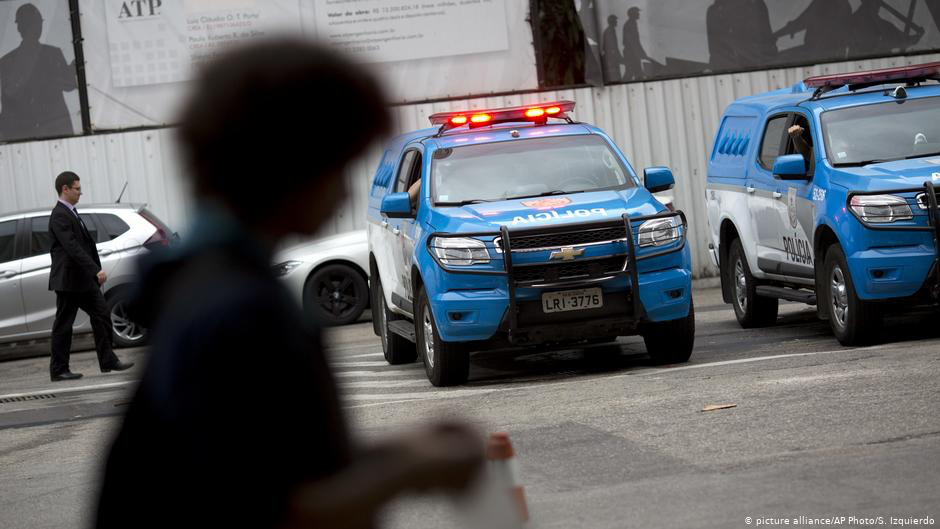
[0,203,175,349]
[272,230,371,326]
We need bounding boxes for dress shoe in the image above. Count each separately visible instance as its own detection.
[102,360,135,373]
[51,371,84,382]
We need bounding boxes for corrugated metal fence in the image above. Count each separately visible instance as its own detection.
[3,52,937,277]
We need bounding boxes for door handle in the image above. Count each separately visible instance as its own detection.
[746,186,756,194]
[98,249,113,256]
[380,220,388,229]
[773,191,783,199]
[392,227,401,236]
[0,270,16,279]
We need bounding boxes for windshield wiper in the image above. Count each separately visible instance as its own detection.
[834,158,900,167]
[905,151,940,160]
[505,189,586,201]
[435,199,494,206]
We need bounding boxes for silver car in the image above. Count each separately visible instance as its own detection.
[0,204,174,349]
[272,230,370,326]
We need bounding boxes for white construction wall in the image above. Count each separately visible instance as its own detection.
[2,52,937,278]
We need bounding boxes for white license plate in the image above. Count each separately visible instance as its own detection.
[541,288,603,314]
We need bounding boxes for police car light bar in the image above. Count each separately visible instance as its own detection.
[429,101,575,132]
[804,62,940,97]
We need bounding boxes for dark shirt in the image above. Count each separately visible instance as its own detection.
[95,208,350,529]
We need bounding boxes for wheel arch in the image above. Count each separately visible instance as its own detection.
[813,223,840,319]
[719,218,741,304]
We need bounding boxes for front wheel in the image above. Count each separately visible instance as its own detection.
[643,301,695,365]
[727,238,778,328]
[304,264,369,326]
[823,245,882,345]
[415,289,469,386]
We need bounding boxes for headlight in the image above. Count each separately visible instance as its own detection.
[430,237,490,266]
[637,217,681,247]
[849,195,913,223]
[271,260,303,277]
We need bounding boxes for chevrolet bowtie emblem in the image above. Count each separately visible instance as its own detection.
[550,247,584,261]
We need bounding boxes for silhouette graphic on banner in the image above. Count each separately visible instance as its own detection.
[536,0,938,88]
[0,3,77,142]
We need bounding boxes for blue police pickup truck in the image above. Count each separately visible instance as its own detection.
[706,62,940,346]
[367,101,694,386]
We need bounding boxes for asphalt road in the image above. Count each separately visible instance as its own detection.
[1,287,938,529]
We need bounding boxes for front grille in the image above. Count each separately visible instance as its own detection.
[513,255,626,284]
[497,225,627,251]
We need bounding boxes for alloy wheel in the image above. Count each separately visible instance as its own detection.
[422,309,435,369]
[110,300,144,342]
[734,258,748,312]
[830,265,849,328]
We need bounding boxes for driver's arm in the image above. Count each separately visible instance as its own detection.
[788,125,811,162]
[407,179,421,209]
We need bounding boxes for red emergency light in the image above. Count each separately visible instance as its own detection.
[804,62,940,96]
[430,100,575,133]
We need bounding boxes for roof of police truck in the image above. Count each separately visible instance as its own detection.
[426,122,596,150]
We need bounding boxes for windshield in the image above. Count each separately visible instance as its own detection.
[431,135,634,205]
[822,96,940,166]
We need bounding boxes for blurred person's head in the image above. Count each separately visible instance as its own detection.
[15,3,43,43]
[628,7,640,20]
[607,14,617,26]
[177,38,390,237]
[55,171,82,205]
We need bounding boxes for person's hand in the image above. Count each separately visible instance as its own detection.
[788,125,804,138]
[96,270,107,286]
[398,422,484,492]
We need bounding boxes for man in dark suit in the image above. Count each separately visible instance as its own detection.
[49,171,133,381]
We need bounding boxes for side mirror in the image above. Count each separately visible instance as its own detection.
[773,154,809,180]
[380,192,413,219]
[644,167,675,193]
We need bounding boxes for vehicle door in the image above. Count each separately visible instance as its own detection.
[748,113,791,277]
[390,145,424,310]
[376,148,417,313]
[774,111,817,280]
[0,218,27,339]
[396,147,425,307]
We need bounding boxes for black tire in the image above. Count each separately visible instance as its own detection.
[107,289,149,348]
[727,238,779,328]
[304,264,369,326]
[823,244,882,345]
[374,273,417,365]
[643,300,695,364]
[415,289,469,386]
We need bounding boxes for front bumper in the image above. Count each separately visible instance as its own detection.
[427,212,692,344]
[847,183,940,300]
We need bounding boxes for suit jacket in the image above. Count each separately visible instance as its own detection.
[48,201,101,292]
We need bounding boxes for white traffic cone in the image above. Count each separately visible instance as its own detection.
[486,432,529,524]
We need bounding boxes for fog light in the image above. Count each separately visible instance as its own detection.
[667,288,683,299]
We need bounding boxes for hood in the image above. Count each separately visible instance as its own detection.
[427,188,663,234]
[830,159,940,192]
[274,230,366,262]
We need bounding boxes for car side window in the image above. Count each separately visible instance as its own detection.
[28,216,54,257]
[395,150,417,193]
[0,220,16,264]
[759,115,789,170]
[98,213,130,240]
[786,114,816,176]
[78,213,99,243]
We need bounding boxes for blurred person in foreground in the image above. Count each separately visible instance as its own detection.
[94,38,483,529]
